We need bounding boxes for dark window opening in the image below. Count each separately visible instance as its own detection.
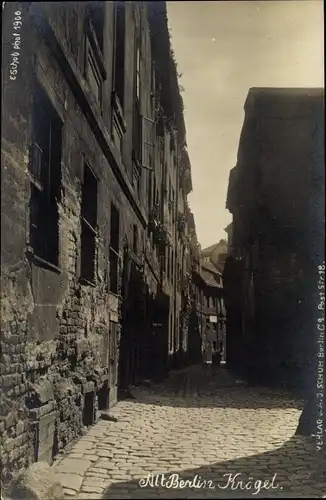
[133,100,142,163]
[97,380,109,411]
[80,162,98,284]
[113,1,125,107]
[170,134,174,154]
[87,50,102,102]
[89,1,104,52]
[135,43,140,101]
[133,225,138,254]
[132,162,141,195]
[109,321,117,386]
[151,67,156,118]
[29,83,62,267]
[132,39,142,169]
[83,392,95,427]
[109,203,120,294]
[148,171,152,212]
[153,176,157,206]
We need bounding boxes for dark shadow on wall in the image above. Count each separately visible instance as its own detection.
[101,435,325,499]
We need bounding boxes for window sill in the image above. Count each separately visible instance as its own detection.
[26,247,61,274]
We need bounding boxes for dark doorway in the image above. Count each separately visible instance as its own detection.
[83,392,95,427]
[118,248,146,394]
[97,380,109,411]
[151,292,169,381]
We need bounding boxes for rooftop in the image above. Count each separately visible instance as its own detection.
[201,239,227,256]
[244,87,324,120]
[199,268,222,289]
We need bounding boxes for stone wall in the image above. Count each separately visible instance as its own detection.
[1,2,148,486]
[1,1,199,487]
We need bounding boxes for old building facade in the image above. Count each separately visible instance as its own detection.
[225,87,325,391]
[201,240,228,273]
[1,1,199,485]
[193,260,224,353]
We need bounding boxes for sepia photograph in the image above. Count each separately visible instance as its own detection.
[1,0,325,498]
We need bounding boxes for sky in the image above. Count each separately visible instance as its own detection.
[167,0,324,248]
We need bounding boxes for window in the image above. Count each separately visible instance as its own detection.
[170,134,174,154]
[132,37,142,191]
[29,83,62,267]
[133,225,138,254]
[142,116,155,170]
[109,203,120,294]
[132,161,141,194]
[109,321,118,385]
[80,162,98,284]
[86,48,102,104]
[89,1,104,52]
[113,1,125,107]
[84,2,106,112]
[151,67,156,118]
[153,176,157,206]
[147,171,152,212]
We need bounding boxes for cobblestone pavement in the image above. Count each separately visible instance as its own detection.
[52,365,326,499]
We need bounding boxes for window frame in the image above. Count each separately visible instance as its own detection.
[80,159,99,286]
[28,82,63,271]
[84,12,107,115]
[112,0,126,109]
[88,1,104,54]
[133,224,138,254]
[85,39,103,107]
[108,202,120,295]
[132,34,142,186]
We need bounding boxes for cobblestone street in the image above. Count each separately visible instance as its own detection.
[52,365,325,499]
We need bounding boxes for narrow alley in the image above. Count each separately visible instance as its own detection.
[1,2,324,499]
[52,365,325,499]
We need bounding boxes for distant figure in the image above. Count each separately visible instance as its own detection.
[203,321,215,376]
[218,313,226,363]
[214,335,222,367]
